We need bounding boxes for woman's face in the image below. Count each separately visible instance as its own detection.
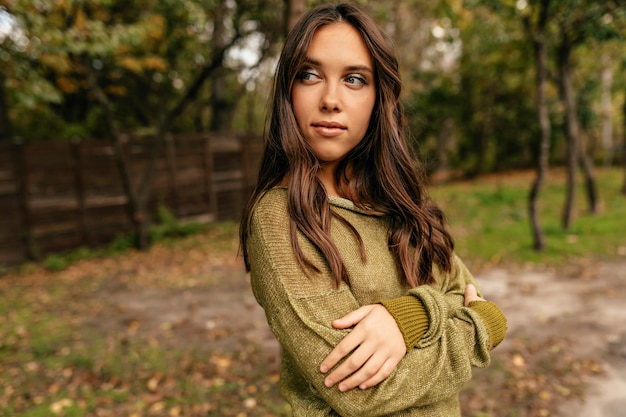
[291,22,376,172]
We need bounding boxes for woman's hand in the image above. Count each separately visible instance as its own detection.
[320,304,405,392]
[463,284,485,306]
[320,284,484,392]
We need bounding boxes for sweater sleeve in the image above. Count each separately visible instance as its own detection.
[380,256,507,352]
[433,254,507,352]
[247,198,482,417]
[378,295,429,350]
[468,300,507,349]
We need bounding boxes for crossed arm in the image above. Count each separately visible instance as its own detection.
[320,283,487,392]
[247,206,507,416]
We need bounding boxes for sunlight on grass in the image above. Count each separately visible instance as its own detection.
[430,167,625,267]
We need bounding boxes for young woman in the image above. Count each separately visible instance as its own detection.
[240,3,507,416]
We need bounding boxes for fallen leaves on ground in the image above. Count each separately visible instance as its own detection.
[0,227,607,416]
[461,336,604,417]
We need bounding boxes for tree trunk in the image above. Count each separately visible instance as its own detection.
[467,119,490,178]
[600,52,614,166]
[435,118,454,183]
[578,139,598,213]
[622,87,626,195]
[528,1,551,251]
[557,32,579,230]
[209,0,234,132]
[87,67,147,247]
[285,0,306,34]
[210,70,238,132]
[0,73,11,141]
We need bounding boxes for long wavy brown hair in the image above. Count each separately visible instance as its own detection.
[240,3,454,288]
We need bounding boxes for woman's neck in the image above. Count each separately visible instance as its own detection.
[280,163,351,199]
[317,163,342,197]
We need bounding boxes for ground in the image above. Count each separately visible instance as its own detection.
[2,232,626,416]
[474,259,626,416]
[102,248,626,415]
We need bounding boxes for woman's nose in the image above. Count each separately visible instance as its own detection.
[320,83,340,112]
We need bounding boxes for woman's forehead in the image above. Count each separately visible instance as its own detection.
[304,22,373,68]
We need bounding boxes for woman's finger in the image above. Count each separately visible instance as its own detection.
[357,356,399,389]
[336,348,385,392]
[320,325,364,374]
[464,284,485,306]
[324,342,374,388]
[331,305,372,329]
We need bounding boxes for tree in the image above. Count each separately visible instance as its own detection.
[554,1,622,228]
[0,72,10,140]
[2,0,284,249]
[524,0,552,251]
[440,1,537,176]
[556,15,586,228]
[285,0,305,33]
[84,0,283,247]
[0,4,65,140]
[623,86,626,195]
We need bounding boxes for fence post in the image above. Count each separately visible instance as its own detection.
[13,139,35,260]
[240,134,251,210]
[72,138,87,245]
[165,133,179,216]
[204,134,218,220]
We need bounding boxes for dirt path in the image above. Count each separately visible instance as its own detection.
[476,260,626,416]
[103,256,626,415]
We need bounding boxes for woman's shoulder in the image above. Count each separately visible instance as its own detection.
[251,187,289,224]
[255,186,287,207]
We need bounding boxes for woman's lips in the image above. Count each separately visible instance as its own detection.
[311,122,346,137]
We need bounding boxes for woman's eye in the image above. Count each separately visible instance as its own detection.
[345,75,367,86]
[299,70,320,82]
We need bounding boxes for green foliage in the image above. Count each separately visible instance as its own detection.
[1,0,284,139]
[149,204,207,242]
[431,167,626,266]
[109,234,135,253]
[1,0,625,175]
[36,206,209,272]
[405,0,626,175]
[43,254,68,271]
[59,123,90,140]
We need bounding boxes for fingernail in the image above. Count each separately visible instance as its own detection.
[324,378,333,387]
[338,384,346,392]
[320,365,328,373]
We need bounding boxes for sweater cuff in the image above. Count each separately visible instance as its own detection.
[379,295,429,351]
[468,300,507,350]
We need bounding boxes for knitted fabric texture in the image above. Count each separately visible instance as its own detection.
[247,188,507,417]
[468,301,507,349]
[379,295,429,351]
[381,296,507,352]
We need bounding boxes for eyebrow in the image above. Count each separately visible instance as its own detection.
[304,57,373,73]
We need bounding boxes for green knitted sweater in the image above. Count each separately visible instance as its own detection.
[247,188,507,417]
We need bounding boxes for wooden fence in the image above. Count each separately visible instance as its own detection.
[0,133,264,266]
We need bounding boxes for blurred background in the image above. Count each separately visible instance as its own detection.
[0,0,625,416]
[0,0,625,263]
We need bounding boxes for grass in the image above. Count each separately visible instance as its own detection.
[23,167,626,275]
[0,219,285,417]
[430,167,626,268]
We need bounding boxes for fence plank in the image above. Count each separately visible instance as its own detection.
[0,133,262,266]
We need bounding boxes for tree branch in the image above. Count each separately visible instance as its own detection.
[162,35,240,131]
